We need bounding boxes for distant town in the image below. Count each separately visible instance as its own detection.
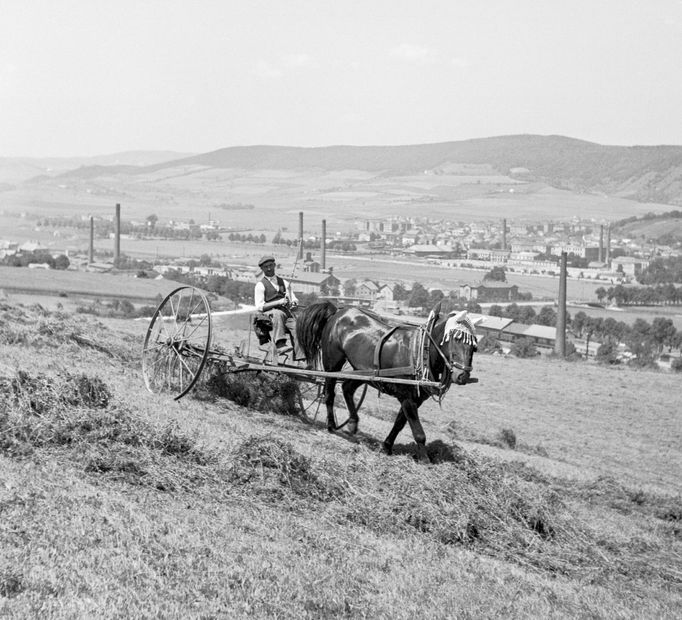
[2,207,682,369]
[2,209,679,302]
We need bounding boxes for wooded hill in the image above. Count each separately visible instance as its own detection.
[14,135,682,207]
[140,135,682,206]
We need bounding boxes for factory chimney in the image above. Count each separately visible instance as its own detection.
[321,219,327,271]
[114,203,121,264]
[88,216,94,264]
[605,224,611,263]
[599,224,604,263]
[554,252,567,357]
[298,211,304,260]
[502,218,507,250]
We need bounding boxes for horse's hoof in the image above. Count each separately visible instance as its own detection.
[415,452,431,464]
[381,441,393,456]
[327,425,336,434]
[346,420,358,435]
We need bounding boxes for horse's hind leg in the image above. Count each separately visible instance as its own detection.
[324,378,337,432]
[341,379,363,434]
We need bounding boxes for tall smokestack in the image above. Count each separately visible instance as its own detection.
[321,219,327,271]
[599,225,604,263]
[606,224,611,263]
[88,216,94,264]
[298,211,304,260]
[114,203,121,263]
[554,252,567,357]
[502,218,507,250]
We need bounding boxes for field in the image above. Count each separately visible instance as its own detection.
[0,301,680,618]
[0,266,182,304]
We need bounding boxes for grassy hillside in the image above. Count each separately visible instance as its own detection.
[0,302,680,618]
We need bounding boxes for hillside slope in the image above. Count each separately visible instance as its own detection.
[13,135,682,208]
[140,135,682,206]
[0,303,680,618]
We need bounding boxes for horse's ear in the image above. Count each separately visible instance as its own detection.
[431,301,441,319]
[450,310,466,322]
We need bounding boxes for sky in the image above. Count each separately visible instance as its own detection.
[1,0,682,157]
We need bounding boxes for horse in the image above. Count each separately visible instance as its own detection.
[296,302,478,462]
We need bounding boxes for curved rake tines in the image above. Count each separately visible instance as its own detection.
[142,286,212,400]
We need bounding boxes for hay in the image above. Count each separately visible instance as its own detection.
[0,368,221,492]
[228,436,343,502]
[197,365,301,416]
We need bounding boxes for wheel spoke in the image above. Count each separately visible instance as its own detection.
[142,286,212,399]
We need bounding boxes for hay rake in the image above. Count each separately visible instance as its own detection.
[142,286,450,419]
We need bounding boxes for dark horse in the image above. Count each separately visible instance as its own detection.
[296,302,477,462]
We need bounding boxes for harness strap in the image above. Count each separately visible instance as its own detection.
[373,325,400,376]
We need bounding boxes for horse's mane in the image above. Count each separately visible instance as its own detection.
[296,301,338,362]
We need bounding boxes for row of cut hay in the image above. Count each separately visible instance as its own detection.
[225,434,682,591]
[0,369,221,492]
[0,302,138,361]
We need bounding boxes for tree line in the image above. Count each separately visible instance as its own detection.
[595,283,682,306]
[1,250,70,270]
[637,256,682,285]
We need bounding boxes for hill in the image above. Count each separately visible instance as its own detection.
[133,135,682,206]
[4,135,680,233]
[0,302,680,617]
[0,151,194,184]
[612,210,682,245]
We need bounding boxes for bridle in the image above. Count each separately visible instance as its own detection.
[427,329,475,374]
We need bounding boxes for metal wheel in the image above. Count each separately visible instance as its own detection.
[142,286,212,400]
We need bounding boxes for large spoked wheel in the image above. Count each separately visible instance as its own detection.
[142,286,212,400]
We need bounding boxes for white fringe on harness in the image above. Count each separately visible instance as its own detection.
[441,311,479,346]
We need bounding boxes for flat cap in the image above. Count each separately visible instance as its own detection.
[258,255,275,267]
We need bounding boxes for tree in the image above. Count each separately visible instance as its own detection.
[517,306,537,324]
[651,317,677,354]
[428,289,444,307]
[408,282,430,308]
[483,266,507,282]
[146,214,158,230]
[488,304,504,317]
[53,254,70,270]
[536,306,557,327]
[595,287,607,303]
[596,342,620,364]
[510,338,538,358]
[393,283,409,301]
[343,279,357,296]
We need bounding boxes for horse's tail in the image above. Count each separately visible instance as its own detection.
[296,301,338,363]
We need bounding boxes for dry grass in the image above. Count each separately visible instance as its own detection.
[0,300,680,618]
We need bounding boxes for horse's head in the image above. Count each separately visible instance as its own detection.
[437,310,479,385]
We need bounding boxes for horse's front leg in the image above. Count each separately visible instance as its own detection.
[341,380,363,434]
[382,406,407,455]
[324,378,337,432]
[402,398,429,463]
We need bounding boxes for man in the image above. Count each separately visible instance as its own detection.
[253,255,304,359]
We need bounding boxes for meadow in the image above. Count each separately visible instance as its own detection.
[0,301,679,618]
